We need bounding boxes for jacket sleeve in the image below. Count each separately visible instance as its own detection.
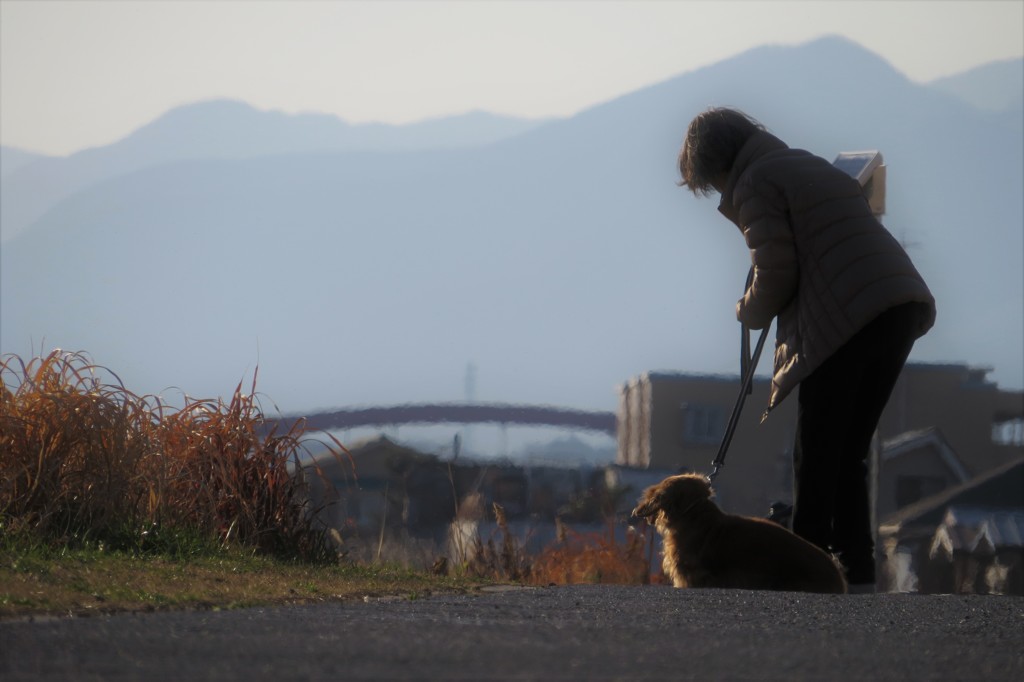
[734,184,798,329]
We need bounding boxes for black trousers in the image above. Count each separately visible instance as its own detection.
[791,302,925,584]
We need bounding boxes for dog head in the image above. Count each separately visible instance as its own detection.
[632,473,713,523]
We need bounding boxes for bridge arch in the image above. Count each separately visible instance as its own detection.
[272,403,617,436]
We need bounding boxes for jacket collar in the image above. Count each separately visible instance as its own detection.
[717,131,789,226]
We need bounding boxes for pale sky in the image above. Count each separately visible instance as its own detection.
[2,0,1022,157]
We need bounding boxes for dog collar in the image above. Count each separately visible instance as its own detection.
[678,496,705,519]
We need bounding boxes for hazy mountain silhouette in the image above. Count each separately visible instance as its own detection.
[0,101,549,243]
[2,36,1021,417]
[0,146,49,180]
[928,57,1023,113]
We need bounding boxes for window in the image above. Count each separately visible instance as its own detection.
[895,475,947,509]
[992,418,1024,446]
[679,403,726,445]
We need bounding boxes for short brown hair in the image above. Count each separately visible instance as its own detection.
[678,108,766,196]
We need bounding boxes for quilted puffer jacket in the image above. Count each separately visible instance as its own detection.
[717,131,935,412]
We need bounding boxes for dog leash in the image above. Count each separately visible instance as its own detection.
[708,270,771,482]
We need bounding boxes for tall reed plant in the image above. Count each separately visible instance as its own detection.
[0,350,350,561]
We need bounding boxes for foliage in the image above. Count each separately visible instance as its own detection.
[462,503,531,582]
[0,349,657,619]
[456,504,654,586]
[529,520,653,585]
[0,350,350,562]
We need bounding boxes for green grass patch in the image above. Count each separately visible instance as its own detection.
[0,540,489,619]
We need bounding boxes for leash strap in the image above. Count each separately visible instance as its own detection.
[739,267,755,395]
[709,267,770,481]
[709,325,769,481]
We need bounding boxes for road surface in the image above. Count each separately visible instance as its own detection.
[2,585,1022,680]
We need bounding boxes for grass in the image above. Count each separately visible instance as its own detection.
[0,538,487,618]
[0,349,652,619]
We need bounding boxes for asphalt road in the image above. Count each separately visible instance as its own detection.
[2,585,1022,681]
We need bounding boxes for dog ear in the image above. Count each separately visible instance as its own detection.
[632,488,663,519]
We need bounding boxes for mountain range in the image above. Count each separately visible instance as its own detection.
[0,105,548,243]
[928,56,1023,114]
[2,36,1022,419]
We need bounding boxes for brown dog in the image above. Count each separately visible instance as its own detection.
[633,474,847,594]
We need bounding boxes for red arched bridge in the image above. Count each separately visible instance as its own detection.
[269,403,617,436]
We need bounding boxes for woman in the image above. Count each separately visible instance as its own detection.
[678,107,935,592]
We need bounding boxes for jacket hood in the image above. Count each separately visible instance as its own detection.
[717,131,790,226]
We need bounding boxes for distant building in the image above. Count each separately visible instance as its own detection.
[876,427,970,521]
[616,363,1023,519]
[878,456,1024,595]
[617,371,790,516]
[877,364,1024,476]
[297,435,605,562]
[301,436,472,545]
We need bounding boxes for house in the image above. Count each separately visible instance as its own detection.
[878,456,1024,594]
[299,436,467,545]
[297,435,607,563]
[876,363,1024,477]
[876,427,971,520]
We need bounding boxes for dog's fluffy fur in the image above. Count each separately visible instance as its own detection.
[633,474,847,594]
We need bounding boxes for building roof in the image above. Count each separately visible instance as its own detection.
[638,370,771,385]
[882,427,970,483]
[634,362,1011,387]
[880,455,1024,535]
